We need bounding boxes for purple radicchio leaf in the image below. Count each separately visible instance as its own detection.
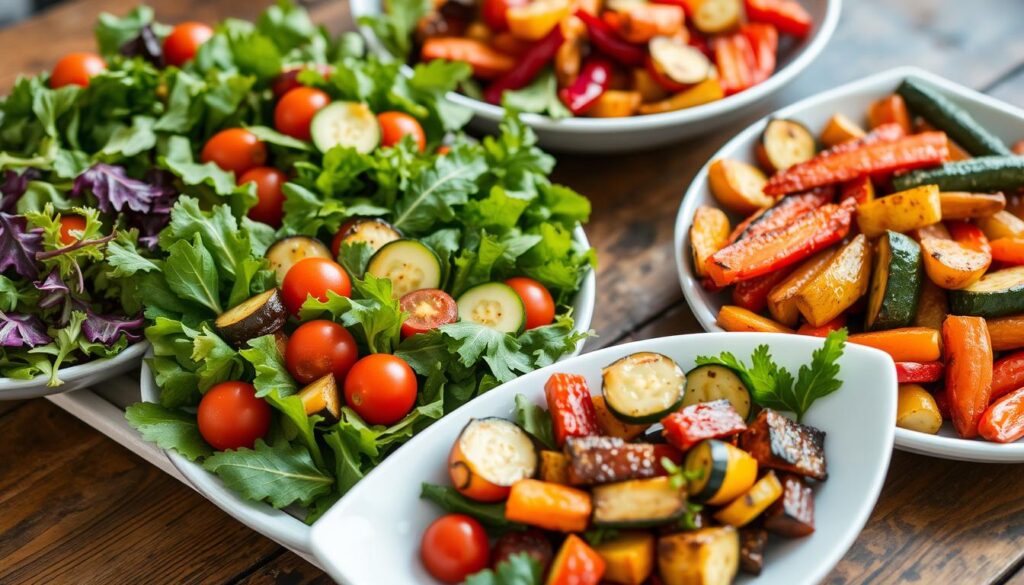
[0,168,42,213]
[71,163,173,214]
[0,213,42,279]
[119,24,164,67]
[81,309,144,346]
[0,311,51,347]
[34,268,70,310]
[124,168,177,248]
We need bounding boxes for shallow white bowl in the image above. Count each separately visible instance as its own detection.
[350,0,841,153]
[310,332,896,585]
[138,226,595,553]
[672,66,1024,463]
[0,341,149,401]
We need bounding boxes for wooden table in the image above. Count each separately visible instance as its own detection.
[2,0,1023,583]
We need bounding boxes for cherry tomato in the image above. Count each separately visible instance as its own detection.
[481,0,529,32]
[196,381,271,451]
[285,320,359,384]
[50,52,107,88]
[58,215,87,245]
[377,111,426,152]
[420,514,490,583]
[344,354,417,425]
[238,166,287,227]
[399,289,457,337]
[163,22,214,67]
[281,257,352,315]
[272,64,334,97]
[201,128,267,175]
[436,145,452,155]
[330,218,361,257]
[505,277,555,330]
[275,87,331,141]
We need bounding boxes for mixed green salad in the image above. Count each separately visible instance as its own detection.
[71,2,599,518]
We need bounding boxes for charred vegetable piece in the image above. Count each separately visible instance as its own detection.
[506,479,592,532]
[756,119,817,172]
[266,236,332,283]
[708,159,772,215]
[856,185,943,239]
[592,395,650,441]
[728,187,834,245]
[540,450,571,484]
[763,472,815,537]
[740,409,827,480]
[793,233,871,327]
[648,36,711,87]
[491,530,554,573]
[661,399,748,451]
[767,248,837,326]
[657,527,739,585]
[939,192,1006,220]
[449,418,538,502]
[547,534,605,585]
[866,231,923,331]
[892,156,1024,193]
[739,527,768,575]
[592,476,687,528]
[690,206,732,278]
[685,439,758,505]
[564,435,658,485]
[715,471,783,527]
[337,218,401,255]
[297,374,340,421]
[594,532,655,585]
[682,364,752,420]
[545,373,601,446]
[732,269,793,313]
[602,352,687,424]
[214,289,288,347]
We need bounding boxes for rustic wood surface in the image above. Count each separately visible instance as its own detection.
[2,0,1024,583]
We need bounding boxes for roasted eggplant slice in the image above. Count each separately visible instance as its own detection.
[739,526,768,576]
[448,418,538,502]
[565,435,659,485]
[602,352,686,424]
[764,473,815,537]
[592,476,687,528]
[756,118,817,172]
[740,409,828,480]
[297,373,340,421]
[214,289,288,347]
[684,439,758,506]
[683,364,753,420]
[657,527,739,585]
[266,236,332,283]
[338,218,401,255]
[661,399,748,451]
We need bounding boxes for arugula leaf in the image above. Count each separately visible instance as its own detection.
[420,483,524,531]
[125,402,212,461]
[202,440,333,508]
[163,234,222,315]
[299,275,404,355]
[265,389,325,469]
[390,147,487,234]
[190,326,245,391]
[464,554,542,585]
[240,334,299,398]
[440,322,531,383]
[357,0,431,60]
[513,394,556,450]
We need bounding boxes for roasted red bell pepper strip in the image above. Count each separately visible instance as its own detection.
[728,187,834,244]
[732,267,793,312]
[895,361,945,384]
[948,220,992,256]
[763,132,950,196]
[484,25,565,104]
[544,373,600,446]
[421,38,516,80]
[707,203,852,286]
[741,23,778,84]
[839,175,874,205]
[713,32,757,96]
[575,9,646,67]
[943,315,993,439]
[991,350,1024,402]
[661,400,747,451]
[979,387,1024,443]
[797,314,848,338]
[744,0,813,37]
[558,57,613,114]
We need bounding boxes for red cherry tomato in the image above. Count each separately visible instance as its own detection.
[377,111,426,152]
[163,22,214,67]
[238,167,287,227]
[58,215,87,245]
[481,0,529,32]
[272,64,335,97]
[344,354,417,425]
[505,277,555,330]
[201,128,267,175]
[421,514,490,583]
[196,381,271,451]
[275,87,331,141]
[285,320,359,384]
[281,257,352,315]
[330,218,361,257]
[50,52,107,88]
[399,289,458,337]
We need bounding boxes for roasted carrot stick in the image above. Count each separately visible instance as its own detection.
[421,38,515,79]
[727,187,834,244]
[797,314,847,338]
[505,479,592,532]
[992,350,1024,401]
[979,387,1024,443]
[848,327,942,363]
[987,314,1024,351]
[717,305,794,334]
[867,94,912,134]
[943,315,993,439]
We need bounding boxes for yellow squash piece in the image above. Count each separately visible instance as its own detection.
[633,68,669,103]
[714,471,783,527]
[595,532,656,585]
[587,90,642,118]
[707,159,772,215]
[657,527,739,585]
[920,237,990,290]
[507,0,571,40]
[690,206,731,278]
[976,210,1024,240]
[896,384,943,435]
[819,113,866,148]
[767,248,837,326]
[939,192,1006,220]
[539,450,570,484]
[793,234,872,327]
[638,78,725,115]
[856,184,942,238]
[592,395,649,441]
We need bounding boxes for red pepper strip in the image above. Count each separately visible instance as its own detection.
[741,23,778,84]
[948,220,992,256]
[706,203,852,286]
[895,361,945,384]
[992,350,1024,401]
[483,25,565,104]
[661,401,747,452]
[713,33,757,96]
[744,0,813,38]
[763,132,950,196]
[575,10,646,67]
[544,373,600,447]
[979,387,1024,443]
[839,175,874,205]
[797,314,848,338]
[732,267,793,312]
[934,389,951,420]
[558,57,613,114]
[728,187,834,244]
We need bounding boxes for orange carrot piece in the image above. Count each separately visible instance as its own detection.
[991,350,1024,402]
[717,305,794,334]
[987,314,1024,351]
[616,4,684,43]
[990,237,1024,265]
[867,94,912,135]
[421,37,516,79]
[979,387,1024,443]
[505,479,592,532]
[848,327,942,363]
[943,315,993,439]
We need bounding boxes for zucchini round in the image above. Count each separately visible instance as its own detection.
[214,289,288,347]
[602,352,686,424]
[685,439,758,505]
[756,118,817,172]
[866,230,923,330]
[310,101,380,154]
[648,36,711,86]
[949,265,1024,317]
[682,364,752,420]
[337,218,401,255]
[366,239,442,298]
[266,236,332,284]
[456,282,526,333]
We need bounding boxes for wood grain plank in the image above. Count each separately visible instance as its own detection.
[233,552,335,585]
[0,400,24,417]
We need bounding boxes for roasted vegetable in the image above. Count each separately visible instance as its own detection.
[990,237,1024,265]
[214,289,288,347]
[491,530,555,573]
[897,77,1011,156]
[449,418,538,502]
[976,210,1024,241]
[335,218,401,255]
[657,527,739,585]
[763,472,815,537]
[545,373,601,446]
[297,373,340,421]
[506,479,592,532]
[895,361,944,384]
[594,532,656,585]
[767,248,836,326]
[979,387,1024,443]
[707,159,772,215]
[793,233,871,327]
[266,236,332,283]
[690,206,732,278]
[819,113,866,148]
[661,399,747,451]
[856,184,942,239]
[421,37,515,79]
[565,436,659,485]
[740,409,827,480]
[637,78,725,115]
[592,476,688,527]
[921,236,990,290]
[646,34,709,85]
[939,192,1006,220]
[540,450,571,484]
[892,156,1024,193]
[714,471,783,527]
[739,527,768,575]
[866,231,923,330]
[602,352,686,424]
[867,94,912,134]
[840,175,874,205]
[992,350,1024,401]
[682,364,753,420]
[592,395,649,440]
[848,327,942,362]
[728,187,834,245]
[948,265,1024,317]
[732,269,793,313]
[685,439,758,505]
[756,119,817,172]
[547,534,606,585]
[717,305,794,334]
[913,279,949,331]
[987,313,1024,351]
[943,315,993,439]
[692,0,742,33]
[895,384,943,435]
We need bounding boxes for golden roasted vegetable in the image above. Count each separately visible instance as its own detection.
[690,206,732,277]
[717,305,794,334]
[587,90,643,118]
[638,78,725,115]
[896,384,943,434]
[708,159,772,215]
[913,279,949,332]
[976,210,1024,240]
[595,532,656,585]
[592,395,649,441]
[794,235,871,327]
[856,185,942,238]
[657,527,739,585]
[819,113,866,148]
[767,248,837,326]
[714,471,783,527]
[539,450,570,484]
[939,191,1006,220]
[920,237,989,290]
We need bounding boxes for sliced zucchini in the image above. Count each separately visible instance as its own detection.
[564,436,658,485]
[450,418,537,489]
[897,78,1011,157]
[338,218,401,255]
[866,230,923,330]
[682,364,752,420]
[714,471,783,527]
[892,155,1024,193]
[764,473,815,537]
[297,373,341,421]
[684,439,758,506]
[756,118,817,172]
[657,527,739,585]
[691,0,741,34]
[456,282,526,333]
[266,236,332,284]
[949,265,1024,318]
[591,476,687,528]
[214,289,288,347]
[740,409,827,480]
[310,101,380,154]
[366,239,442,298]
[739,527,768,576]
[602,352,686,424]
[648,36,711,86]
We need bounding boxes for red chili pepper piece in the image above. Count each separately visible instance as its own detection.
[484,25,565,104]
[744,0,813,38]
[741,23,778,84]
[575,9,646,66]
[544,373,600,447]
[979,387,1024,443]
[992,350,1024,402]
[558,57,613,115]
[661,400,747,452]
[895,361,945,384]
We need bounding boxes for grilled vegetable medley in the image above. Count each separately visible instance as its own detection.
[366,0,816,118]
[419,332,846,584]
[692,75,1024,444]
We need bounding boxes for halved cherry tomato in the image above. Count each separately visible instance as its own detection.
[285,320,359,384]
[201,128,267,175]
[163,22,214,67]
[50,52,106,88]
[58,215,87,245]
[275,87,331,141]
[420,514,490,583]
[482,0,529,32]
[344,354,418,425]
[238,167,287,227]
[272,64,335,97]
[281,257,352,315]
[400,289,458,337]
[377,111,427,152]
[505,277,555,330]
[196,381,271,451]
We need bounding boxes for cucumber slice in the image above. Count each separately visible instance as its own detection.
[949,265,1024,318]
[602,352,686,424]
[456,282,526,333]
[366,239,442,298]
[310,101,380,154]
[866,230,923,330]
[683,364,752,420]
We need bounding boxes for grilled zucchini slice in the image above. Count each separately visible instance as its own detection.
[602,352,686,424]
[949,265,1024,318]
[756,118,817,172]
[592,476,687,528]
[449,418,537,501]
[366,239,443,298]
[866,230,923,330]
[214,289,288,347]
[337,218,401,255]
[682,364,752,420]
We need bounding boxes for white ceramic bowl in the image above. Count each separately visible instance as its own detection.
[350,0,841,153]
[673,66,1024,463]
[138,226,595,553]
[309,332,897,585]
[0,341,149,401]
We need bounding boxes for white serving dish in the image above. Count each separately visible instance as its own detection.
[350,0,841,153]
[0,340,149,401]
[310,332,897,585]
[673,66,1024,463]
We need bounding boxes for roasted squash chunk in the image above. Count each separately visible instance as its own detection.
[657,527,739,585]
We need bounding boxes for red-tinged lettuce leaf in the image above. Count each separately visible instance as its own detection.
[71,163,175,214]
[0,311,51,347]
[0,169,42,213]
[124,169,177,247]
[34,268,69,310]
[82,308,144,346]
[0,213,42,279]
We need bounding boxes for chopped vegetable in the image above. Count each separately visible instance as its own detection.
[690,206,732,277]
[898,77,1012,156]
[545,373,601,446]
[763,473,815,537]
[943,315,993,439]
[740,409,827,480]
[707,159,772,215]
[505,479,592,532]
[849,327,942,362]
[793,234,871,327]
[978,387,1024,443]
[856,184,943,238]
[718,305,794,333]
[661,399,748,451]
[895,361,944,384]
